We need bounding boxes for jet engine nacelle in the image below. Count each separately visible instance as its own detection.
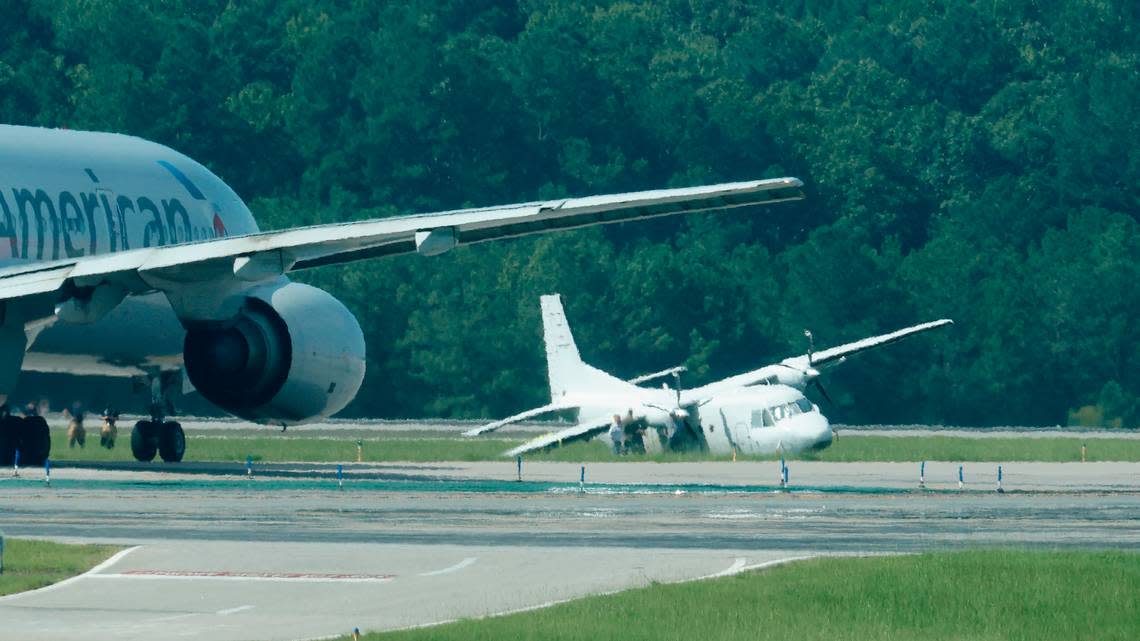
[182,282,366,424]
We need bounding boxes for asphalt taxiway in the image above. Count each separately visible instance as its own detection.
[2,459,1138,641]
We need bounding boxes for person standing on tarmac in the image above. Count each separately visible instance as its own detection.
[65,402,86,449]
[609,414,624,455]
[100,405,119,449]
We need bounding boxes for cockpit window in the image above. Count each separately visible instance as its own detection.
[752,398,814,427]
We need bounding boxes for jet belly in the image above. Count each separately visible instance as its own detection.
[22,293,185,377]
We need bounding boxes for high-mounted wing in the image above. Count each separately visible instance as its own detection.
[781,319,954,371]
[503,414,615,458]
[462,401,577,437]
[683,319,953,401]
[0,178,803,305]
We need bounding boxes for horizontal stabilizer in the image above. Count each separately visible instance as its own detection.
[627,366,687,386]
[463,402,576,437]
[503,414,615,457]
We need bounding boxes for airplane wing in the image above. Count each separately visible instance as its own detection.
[462,401,577,437]
[683,319,953,400]
[503,414,615,457]
[780,319,954,371]
[0,178,803,305]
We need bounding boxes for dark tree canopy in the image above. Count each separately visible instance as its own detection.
[3,0,1138,426]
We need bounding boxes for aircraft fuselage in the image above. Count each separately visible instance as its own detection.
[0,125,262,385]
[577,383,833,457]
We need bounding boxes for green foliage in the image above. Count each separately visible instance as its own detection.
[3,0,1139,425]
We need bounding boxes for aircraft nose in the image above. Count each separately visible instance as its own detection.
[810,414,833,450]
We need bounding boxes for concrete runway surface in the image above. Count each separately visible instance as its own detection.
[2,459,1139,641]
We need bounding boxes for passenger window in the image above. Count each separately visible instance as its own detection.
[751,409,776,428]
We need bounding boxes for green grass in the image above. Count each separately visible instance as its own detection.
[41,428,1140,463]
[348,550,1140,641]
[0,539,119,596]
[809,435,1140,462]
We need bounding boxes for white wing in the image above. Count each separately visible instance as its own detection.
[504,414,615,457]
[462,401,577,437]
[0,178,803,303]
[684,319,953,400]
[782,319,954,371]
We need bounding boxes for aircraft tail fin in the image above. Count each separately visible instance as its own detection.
[541,294,630,401]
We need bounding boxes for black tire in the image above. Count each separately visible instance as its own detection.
[18,415,51,466]
[157,421,185,463]
[131,421,157,462]
[0,415,16,466]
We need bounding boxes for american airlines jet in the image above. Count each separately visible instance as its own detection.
[0,125,805,465]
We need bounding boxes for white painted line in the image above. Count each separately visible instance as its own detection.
[217,605,255,616]
[0,545,141,603]
[737,556,815,574]
[91,573,395,584]
[702,557,747,579]
[149,613,198,624]
[376,555,818,637]
[418,557,477,577]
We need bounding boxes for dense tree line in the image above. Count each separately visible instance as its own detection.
[2,0,1138,426]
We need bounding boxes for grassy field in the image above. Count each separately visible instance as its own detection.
[0,539,119,596]
[40,429,1140,464]
[349,550,1140,641]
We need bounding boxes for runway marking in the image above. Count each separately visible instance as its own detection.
[91,569,395,583]
[0,545,141,603]
[382,555,818,636]
[703,557,748,579]
[216,605,255,615]
[736,556,816,574]
[418,557,477,577]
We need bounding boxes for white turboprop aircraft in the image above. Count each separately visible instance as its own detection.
[465,295,952,458]
[0,124,807,465]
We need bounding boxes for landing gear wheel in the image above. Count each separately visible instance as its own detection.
[18,416,50,466]
[131,420,157,462]
[158,421,185,463]
[0,415,17,466]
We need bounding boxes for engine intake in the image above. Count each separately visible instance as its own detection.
[183,282,366,424]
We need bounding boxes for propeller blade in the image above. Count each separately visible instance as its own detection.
[811,379,835,406]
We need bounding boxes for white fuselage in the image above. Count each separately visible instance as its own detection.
[573,383,833,456]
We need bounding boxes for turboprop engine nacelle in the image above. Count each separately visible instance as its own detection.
[772,366,821,390]
[182,282,366,424]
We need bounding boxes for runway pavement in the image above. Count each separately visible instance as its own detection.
[2,459,1139,641]
[0,541,801,641]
